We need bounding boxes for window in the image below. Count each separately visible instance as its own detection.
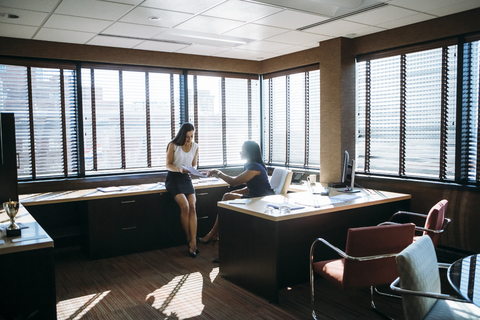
[81,66,182,174]
[0,62,77,179]
[187,73,261,167]
[357,37,480,184]
[262,67,320,169]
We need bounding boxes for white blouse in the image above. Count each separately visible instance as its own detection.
[170,141,198,169]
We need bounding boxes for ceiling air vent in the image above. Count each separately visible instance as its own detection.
[297,2,388,31]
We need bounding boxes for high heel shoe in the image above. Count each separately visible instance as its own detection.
[197,236,218,246]
[187,242,199,256]
[188,249,197,258]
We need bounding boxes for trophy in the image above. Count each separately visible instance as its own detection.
[3,200,21,237]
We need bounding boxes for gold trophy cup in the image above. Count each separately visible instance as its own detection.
[3,200,21,237]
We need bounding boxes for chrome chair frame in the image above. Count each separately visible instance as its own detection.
[390,263,467,302]
[310,238,401,320]
[382,211,451,235]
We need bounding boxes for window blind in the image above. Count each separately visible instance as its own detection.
[356,45,458,181]
[81,67,182,174]
[0,64,77,179]
[262,68,320,169]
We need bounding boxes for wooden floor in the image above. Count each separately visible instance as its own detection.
[55,243,406,320]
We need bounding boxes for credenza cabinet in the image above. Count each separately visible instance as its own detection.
[87,193,167,259]
[26,185,230,259]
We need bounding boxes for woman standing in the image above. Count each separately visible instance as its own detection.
[166,123,199,258]
[199,140,274,245]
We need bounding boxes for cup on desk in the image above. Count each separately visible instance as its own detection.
[307,174,316,185]
[279,204,291,215]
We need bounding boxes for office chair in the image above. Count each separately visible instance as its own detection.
[380,199,450,247]
[269,168,293,195]
[310,223,416,320]
[391,235,480,320]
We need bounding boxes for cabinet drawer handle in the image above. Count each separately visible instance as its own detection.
[197,192,209,196]
[121,200,136,204]
[122,226,137,230]
[198,216,209,220]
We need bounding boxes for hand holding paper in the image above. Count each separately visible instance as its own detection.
[182,165,208,177]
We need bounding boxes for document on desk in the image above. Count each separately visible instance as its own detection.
[182,165,208,177]
[229,199,251,205]
[330,194,362,202]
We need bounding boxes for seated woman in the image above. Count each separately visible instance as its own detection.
[199,140,274,244]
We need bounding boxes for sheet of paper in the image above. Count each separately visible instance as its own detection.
[229,199,251,205]
[330,194,362,202]
[267,203,304,210]
[182,165,207,177]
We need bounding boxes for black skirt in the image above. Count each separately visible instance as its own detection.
[165,171,195,197]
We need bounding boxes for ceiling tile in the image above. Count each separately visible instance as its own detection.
[213,48,268,60]
[236,40,293,53]
[87,35,144,48]
[202,0,282,22]
[134,40,189,52]
[141,0,224,15]
[102,22,166,38]
[177,44,228,56]
[0,22,37,38]
[34,28,96,44]
[119,7,193,28]
[305,20,369,37]
[344,6,419,25]
[388,0,467,13]
[377,12,435,29]
[0,7,48,26]
[254,9,328,30]
[223,24,287,40]
[55,0,133,21]
[103,0,143,5]
[426,0,480,16]
[0,0,59,12]
[44,14,113,33]
[275,45,313,55]
[266,31,328,45]
[175,15,244,34]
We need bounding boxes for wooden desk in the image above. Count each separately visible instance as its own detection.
[217,188,411,303]
[0,205,56,319]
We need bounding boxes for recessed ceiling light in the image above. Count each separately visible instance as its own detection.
[0,13,19,19]
[149,16,160,21]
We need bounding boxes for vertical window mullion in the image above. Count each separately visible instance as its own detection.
[119,70,126,169]
[146,72,151,168]
[248,79,252,141]
[269,79,273,165]
[440,47,449,180]
[399,54,407,177]
[76,63,85,177]
[285,75,290,166]
[457,40,471,182]
[193,75,198,148]
[364,61,371,173]
[170,74,176,139]
[27,66,36,179]
[304,72,310,167]
[60,69,68,177]
[221,77,227,167]
[91,69,98,171]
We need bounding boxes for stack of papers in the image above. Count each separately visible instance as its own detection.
[182,165,207,177]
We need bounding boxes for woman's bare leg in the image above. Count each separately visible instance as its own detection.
[174,193,196,253]
[202,192,242,242]
[186,193,197,252]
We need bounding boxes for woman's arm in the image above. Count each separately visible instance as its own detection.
[209,169,259,187]
[191,146,199,168]
[166,143,186,173]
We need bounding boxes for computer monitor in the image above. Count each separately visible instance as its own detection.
[341,150,349,185]
[338,159,360,193]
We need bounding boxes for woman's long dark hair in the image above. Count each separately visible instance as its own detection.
[243,141,267,170]
[167,122,195,152]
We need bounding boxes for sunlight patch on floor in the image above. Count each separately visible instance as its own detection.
[57,290,110,320]
[210,267,219,283]
[146,272,204,319]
